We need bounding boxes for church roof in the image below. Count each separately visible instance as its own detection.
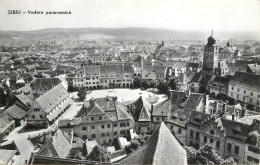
[116,122,187,165]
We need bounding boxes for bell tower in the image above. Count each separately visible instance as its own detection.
[203,30,219,75]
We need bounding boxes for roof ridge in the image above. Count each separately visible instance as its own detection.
[153,123,164,165]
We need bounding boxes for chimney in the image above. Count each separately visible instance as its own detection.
[232,113,235,121]
[241,106,246,118]
[167,87,171,99]
[186,90,191,97]
[162,41,164,46]
[210,108,213,114]
[213,101,218,114]
[204,95,209,109]
[222,103,226,113]
[43,132,46,143]
[151,104,154,123]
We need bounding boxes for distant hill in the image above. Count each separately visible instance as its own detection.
[0,27,259,44]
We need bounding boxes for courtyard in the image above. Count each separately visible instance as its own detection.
[85,88,167,104]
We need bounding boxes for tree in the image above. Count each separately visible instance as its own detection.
[168,78,177,90]
[133,134,145,145]
[88,145,110,162]
[184,143,235,165]
[125,140,141,154]
[133,78,141,88]
[141,81,149,90]
[156,81,168,94]
[77,90,87,101]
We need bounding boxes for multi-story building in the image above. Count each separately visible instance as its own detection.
[187,111,260,164]
[73,96,134,145]
[27,84,72,127]
[228,72,260,110]
[218,42,241,60]
[207,76,230,97]
[72,65,134,89]
[151,90,208,145]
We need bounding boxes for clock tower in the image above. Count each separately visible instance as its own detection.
[203,30,219,75]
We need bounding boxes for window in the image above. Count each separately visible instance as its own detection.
[216,140,220,149]
[127,122,129,126]
[237,88,240,92]
[251,92,253,96]
[196,132,200,140]
[178,128,182,134]
[91,134,96,138]
[107,133,110,136]
[247,156,259,164]
[156,117,160,121]
[210,138,214,144]
[235,146,239,155]
[244,90,246,94]
[204,136,207,143]
[83,135,87,139]
[231,87,234,90]
[227,143,232,152]
[120,123,126,127]
[114,132,117,136]
[107,124,111,128]
[114,123,117,127]
[40,115,43,119]
[99,116,102,120]
[248,146,260,154]
[101,125,105,129]
[101,133,105,137]
[32,115,35,119]
[91,126,95,130]
[147,127,150,131]
[243,96,245,100]
[190,130,194,139]
[210,130,215,135]
[91,117,94,121]
[82,127,86,131]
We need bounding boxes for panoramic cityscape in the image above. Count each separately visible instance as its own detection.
[0,0,260,164]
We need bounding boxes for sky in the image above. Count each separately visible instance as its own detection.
[0,0,259,32]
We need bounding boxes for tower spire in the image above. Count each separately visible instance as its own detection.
[211,29,214,36]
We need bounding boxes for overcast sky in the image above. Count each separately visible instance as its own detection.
[0,0,259,32]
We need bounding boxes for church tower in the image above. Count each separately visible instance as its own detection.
[203,30,219,75]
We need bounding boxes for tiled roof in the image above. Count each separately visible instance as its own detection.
[32,78,61,91]
[190,71,203,83]
[81,97,133,122]
[172,61,189,69]
[0,114,14,134]
[132,96,151,122]
[211,76,230,84]
[117,122,187,165]
[3,104,27,119]
[229,72,260,91]
[15,93,34,109]
[52,129,72,158]
[36,140,59,157]
[153,91,203,127]
[227,61,248,73]
[0,149,16,164]
[35,84,69,114]
[100,65,134,78]
[247,64,260,75]
[222,119,251,141]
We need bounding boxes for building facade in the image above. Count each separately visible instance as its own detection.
[73,96,135,145]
